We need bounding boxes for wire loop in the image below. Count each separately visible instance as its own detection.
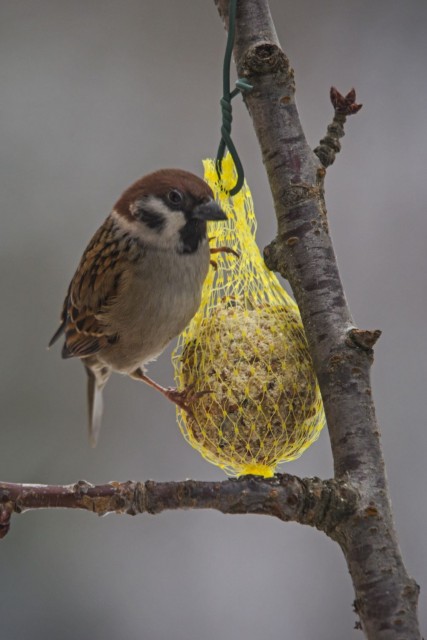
[215,0,252,196]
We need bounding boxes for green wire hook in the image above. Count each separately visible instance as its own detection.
[216,0,252,196]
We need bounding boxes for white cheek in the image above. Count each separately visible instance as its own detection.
[111,197,187,249]
[163,211,186,240]
[144,196,186,243]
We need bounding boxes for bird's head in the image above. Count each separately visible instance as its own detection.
[113,169,227,253]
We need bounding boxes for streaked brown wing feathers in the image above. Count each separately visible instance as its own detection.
[61,303,118,359]
[59,218,126,359]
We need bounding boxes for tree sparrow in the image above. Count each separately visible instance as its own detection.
[49,169,227,446]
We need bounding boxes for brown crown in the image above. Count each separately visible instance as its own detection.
[114,169,214,219]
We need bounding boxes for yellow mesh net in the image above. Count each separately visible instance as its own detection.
[172,155,325,477]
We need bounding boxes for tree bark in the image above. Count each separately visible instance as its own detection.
[0,475,356,531]
[213,1,420,638]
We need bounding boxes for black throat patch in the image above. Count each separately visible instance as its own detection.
[179,219,207,254]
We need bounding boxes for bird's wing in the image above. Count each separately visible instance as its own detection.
[49,218,135,359]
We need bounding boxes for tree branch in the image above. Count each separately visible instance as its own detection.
[314,87,363,167]
[0,475,357,533]
[214,1,421,638]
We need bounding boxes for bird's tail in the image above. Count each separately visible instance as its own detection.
[85,364,110,447]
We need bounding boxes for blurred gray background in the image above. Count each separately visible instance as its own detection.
[1,1,426,638]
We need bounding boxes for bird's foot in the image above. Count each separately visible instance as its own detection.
[209,246,239,270]
[130,368,211,418]
[209,245,240,259]
[165,384,212,418]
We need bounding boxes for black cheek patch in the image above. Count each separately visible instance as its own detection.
[134,207,166,232]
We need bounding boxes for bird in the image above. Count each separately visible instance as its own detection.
[49,169,227,447]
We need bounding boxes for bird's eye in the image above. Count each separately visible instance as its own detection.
[168,189,184,206]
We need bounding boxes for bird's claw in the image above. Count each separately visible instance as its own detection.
[166,384,212,418]
[209,245,240,259]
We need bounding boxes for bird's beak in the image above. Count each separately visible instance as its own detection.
[193,201,227,221]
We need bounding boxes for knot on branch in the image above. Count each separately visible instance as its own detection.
[263,238,279,271]
[240,42,291,83]
[263,238,289,280]
[346,328,382,352]
[124,481,145,515]
[298,477,359,534]
[73,479,94,496]
[280,183,320,208]
[0,504,12,539]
